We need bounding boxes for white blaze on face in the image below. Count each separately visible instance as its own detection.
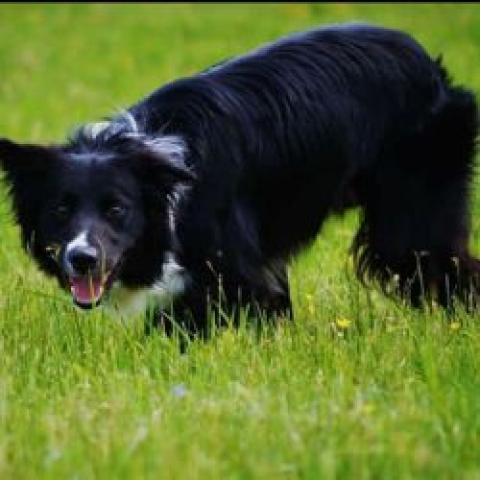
[65,231,89,257]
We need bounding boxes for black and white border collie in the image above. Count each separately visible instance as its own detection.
[0,23,479,335]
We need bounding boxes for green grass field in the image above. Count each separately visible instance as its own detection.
[1,4,480,479]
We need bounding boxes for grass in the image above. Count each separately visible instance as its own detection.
[1,3,480,479]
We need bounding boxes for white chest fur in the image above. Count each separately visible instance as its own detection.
[106,253,188,321]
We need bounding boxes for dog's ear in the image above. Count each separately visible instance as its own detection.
[0,138,55,179]
[140,151,196,187]
[131,137,196,188]
[0,139,57,249]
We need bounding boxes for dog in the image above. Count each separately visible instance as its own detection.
[0,23,479,336]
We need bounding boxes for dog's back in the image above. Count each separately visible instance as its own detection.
[125,24,474,253]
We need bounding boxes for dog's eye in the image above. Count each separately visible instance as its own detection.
[54,204,71,221]
[105,204,127,220]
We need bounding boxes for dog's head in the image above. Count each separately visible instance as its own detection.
[0,119,195,309]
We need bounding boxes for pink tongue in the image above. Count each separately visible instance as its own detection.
[70,278,104,305]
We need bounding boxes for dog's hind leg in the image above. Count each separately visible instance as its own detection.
[353,87,480,310]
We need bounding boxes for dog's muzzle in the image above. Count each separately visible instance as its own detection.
[63,243,111,308]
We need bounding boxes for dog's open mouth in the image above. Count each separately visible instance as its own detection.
[68,274,111,309]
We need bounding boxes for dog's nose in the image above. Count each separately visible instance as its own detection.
[66,246,99,275]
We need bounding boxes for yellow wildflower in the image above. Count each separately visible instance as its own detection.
[362,403,376,415]
[450,321,461,331]
[336,317,352,329]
